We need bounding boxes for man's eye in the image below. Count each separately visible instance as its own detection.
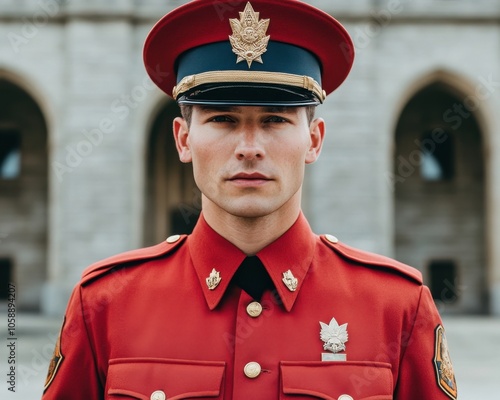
[210,115,233,123]
[266,116,287,123]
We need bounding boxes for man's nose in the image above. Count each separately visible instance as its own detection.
[234,128,266,161]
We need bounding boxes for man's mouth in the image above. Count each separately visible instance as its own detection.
[228,172,273,186]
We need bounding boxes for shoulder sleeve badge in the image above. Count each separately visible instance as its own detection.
[434,324,457,399]
[43,322,64,392]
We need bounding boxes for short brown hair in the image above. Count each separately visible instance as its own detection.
[179,104,193,126]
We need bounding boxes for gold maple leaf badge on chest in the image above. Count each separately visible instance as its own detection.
[229,2,270,67]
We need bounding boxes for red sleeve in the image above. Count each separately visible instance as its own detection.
[42,285,103,399]
[395,286,458,400]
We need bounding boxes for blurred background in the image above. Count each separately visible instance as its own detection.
[0,0,499,398]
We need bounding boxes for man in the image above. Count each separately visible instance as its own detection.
[43,1,457,399]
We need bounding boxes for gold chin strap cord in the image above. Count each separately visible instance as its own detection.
[173,70,326,102]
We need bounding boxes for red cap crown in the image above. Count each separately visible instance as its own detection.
[144,0,354,105]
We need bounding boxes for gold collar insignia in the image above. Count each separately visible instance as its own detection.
[282,269,298,292]
[206,268,222,290]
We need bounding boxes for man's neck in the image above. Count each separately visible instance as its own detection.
[201,196,302,255]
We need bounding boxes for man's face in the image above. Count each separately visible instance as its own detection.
[173,105,324,219]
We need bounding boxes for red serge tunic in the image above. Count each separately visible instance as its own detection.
[42,213,457,400]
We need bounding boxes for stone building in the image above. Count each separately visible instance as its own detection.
[0,0,499,316]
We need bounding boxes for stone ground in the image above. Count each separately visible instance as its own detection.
[0,313,498,399]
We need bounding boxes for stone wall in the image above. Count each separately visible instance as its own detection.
[0,0,499,315]
[0,80,48,310]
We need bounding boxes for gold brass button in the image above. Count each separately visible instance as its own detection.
[166,234,180,244]
[244,361,262,378]
[338,395,354,400]
[246,301,263,317]
[325,234,339,244]
[151,390,166,400]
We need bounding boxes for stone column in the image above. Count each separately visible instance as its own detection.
[42,0,137,316]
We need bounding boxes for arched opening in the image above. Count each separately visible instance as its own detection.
[394,81,487,314]
[0,78,48,310]
[144,101,200,246]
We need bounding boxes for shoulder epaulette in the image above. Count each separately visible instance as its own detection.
[81,235,187,285]
[320,234,422,284]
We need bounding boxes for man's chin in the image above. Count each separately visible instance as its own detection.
[226,201,278,219]
[202,193,287,219]
[229,208,274,219]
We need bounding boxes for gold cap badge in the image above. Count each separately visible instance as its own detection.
[229,2,270,67]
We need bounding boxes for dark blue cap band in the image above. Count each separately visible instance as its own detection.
[176,41,322,85]
[174,40,324,106]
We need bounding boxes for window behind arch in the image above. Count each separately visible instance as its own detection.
[420,130,454,181]
[0,129,21,180]
[429,260,459,304]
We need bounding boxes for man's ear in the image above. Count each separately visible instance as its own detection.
[305,117,325,164]
[173,117,192,163]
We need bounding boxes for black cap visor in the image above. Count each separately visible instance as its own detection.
[177,83,321,106]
